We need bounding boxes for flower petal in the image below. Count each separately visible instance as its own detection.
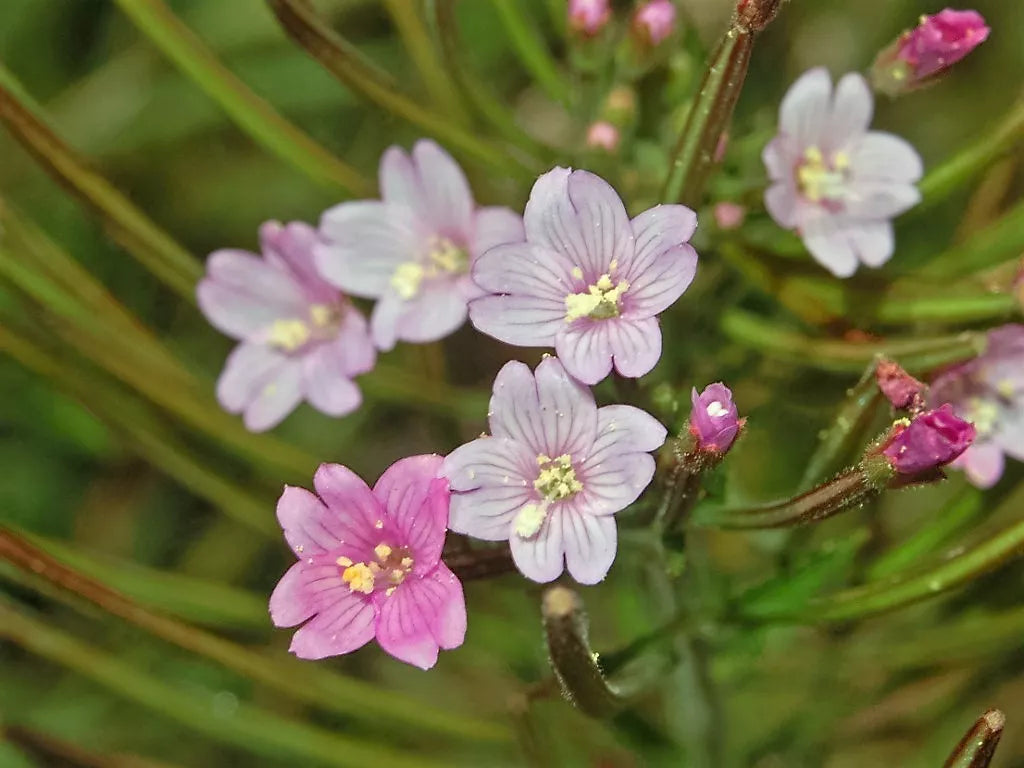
[509,509,565,583]
[623,244,697,318]
[764,181,800,229]
[800,214,859,278]
[443,437,536,540]
[955,442,1004,488]
[412,139,475,239]
[394,282,469,344]
[303,350,362,417]
[374,568,465,670]
[609,317,662,379]
[373,454,448,572]
[779,67,832,148]
[576,406,663,515]
[369,292,404,352]
[425,561,468,650]
[288,590,376,660]
[561,510,617,585]
[468,293,565,347]
[379,145,423,210]
[472,242,576,299]
[628,204,697,276]
[216,343,289,413]
[826,72,872,151]
[848,219,894,268]
[849,132,924,184]
[269,560,345,627]
[241,360,304,431]
[555,322,614,385]
[472,206,525,257]
[260,221,336,303]
[333,306,377,375]
[312,463,388,556]
[316,201,422,298]
[277,485,346,556]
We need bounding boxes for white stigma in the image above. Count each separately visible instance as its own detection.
[706,400,728,418]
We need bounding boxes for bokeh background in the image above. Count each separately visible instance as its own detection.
[1,0,1022,765]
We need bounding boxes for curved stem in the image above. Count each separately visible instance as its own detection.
[942,709,1004,768]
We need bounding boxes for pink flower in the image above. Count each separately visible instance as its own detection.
[315,140,524,351]
[929,324,1024,488]
[689,383,741,453]
[633,0,676,46]
[881,404,975,476]
[569,0,611,36]
[763,68,923,277]
[713,202,746,230]
[269,455,466,669]
[586,121,620,152]
[469,168,699,385]
[441,358,666,584]
[197,221,375,432]
[873,9,990,94]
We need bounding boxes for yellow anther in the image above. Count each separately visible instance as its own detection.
[571,266,584,280]
[374,543,393,561]
[400,557,414,568]
[342,563,375,594]
[310,304,335,327]
[564,274,629,322]
[267,318,310,351]
[513,503,548,538]
[996,379,1015,399]
[797,145,847,203]
[391,262,424,300]
[335,556,353,567]
[534,453,583,501]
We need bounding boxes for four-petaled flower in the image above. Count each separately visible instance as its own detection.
[442,358,667,584]
[929,324,1024,488]
[197,221,375,432]
[469,168,698,385]
[270,455,466,669]
[315,140,524,351]
[763,68,923,277]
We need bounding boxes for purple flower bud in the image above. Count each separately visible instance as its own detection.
[875,358,926,410]
[872,9,989,95]
[882,404,975,475]
[689,383,741,453]
[586,120,620,152]
[633,0,676,46]
[568,0,611,36]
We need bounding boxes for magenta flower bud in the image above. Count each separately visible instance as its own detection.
[875,358,926,410]
[568,0,611,36]
[882,404,976,475]
[633,0,676,46]
[585,120,620,152]
[689,383,740,453]
[872,9,989,95]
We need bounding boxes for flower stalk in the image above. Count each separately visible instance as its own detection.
[942,709,1005,768]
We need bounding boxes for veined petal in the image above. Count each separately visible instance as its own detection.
[779,67,832,148]
[443,436,535,540]
[555,321,614,385]
[312,463,389,555]
[628,204,697,278]
[269,560,345,627]
[374,580,439,669]
[412,139,474,239]
[424,562,467,650]
[623,243,697,317]
[592,404,667,454]
[469,294,565,347]
[276,485,347,556]
[260,221,335,303]
[472,242,576,299]
[561,510,617,585]
[764,182,800,229]
[288,590,376,660]
[471,206,525,258]
[610,317,662,379]
[509,508,565,583]
[373,455,448,571]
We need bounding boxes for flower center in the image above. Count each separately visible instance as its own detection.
[390,236,468,300]
[266,303,341,352]
[337,542,415,596]
[966,397,999,438]
[797,146,849,204]
[565,273,629,322]
[513,454,583,539]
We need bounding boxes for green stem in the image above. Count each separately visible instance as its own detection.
[266,0,529,177]
[0,63,199,302]
[491,0,569,107]
[382,0,470,125]
[113,0,372,195]
[721,309,986,374]
[917,97,1024,212]
[920,197,1024,278]
[0,527,511,745]
[0,599,446,768]
[942,710,1004,768]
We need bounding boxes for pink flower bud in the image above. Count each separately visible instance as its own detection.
[689,383,741,453]
[633,0,676,46]
[585,120,620,152]
[875,358,926,410]
[568,0,611,36]
[882,404,975,475]
[872,9,989,95]
[713,202,746,231]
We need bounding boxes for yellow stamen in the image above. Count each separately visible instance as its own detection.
[374,543,393,561]
[335,556,353,567]
[513,502,548,538]
[797,146,848,203]
[342,563,375,594]
[391,262,424,300]
[267,319,310,351]
[564,274,629,322]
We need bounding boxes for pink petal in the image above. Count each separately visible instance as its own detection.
[489,358,599,456]
[260,221,335,303]
[276,485,346,556]
[610,317,662,379]
[762,136,797,182]
[509,508,565,583]
[471,206,525,257]
[241,360,304,432]
[779,67,832,148]
[197,250,307,339]
[800,214,859,278]
[764,181,800,229]
[826,73,872,151]
[302,350,362,416]
[623,244,697,318]
[394,282,469,344]
[443,436,536,540]
[561,509,617,585]
[555,322,614,385]
[215,342,290,413]
[592,403,667,453]
[333,306,377,375]
[370,292,404,352]
[316,201,422,298]
[848,219,894,268]
[412,139,474,240]
[379,145,423,211]
[628,204,697,274]
[468,293,565,347]
[472,242,576,299]
[424,561,468,650]
[849,132,924,184]
[373,455,448,571]
[956,442,1004,489]
[288,590,377,660]
[269,560,344,627]
[312,463,389,555]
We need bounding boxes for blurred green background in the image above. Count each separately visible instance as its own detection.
[1,0,1022,765]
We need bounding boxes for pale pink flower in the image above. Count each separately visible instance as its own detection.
[469,168,698,385]
[763,68,923,277]
[586,121,620,152]
[713,202,746,230]
[633,0,677,46]
[197,221,375,432]
[569,0,611,36]
[442,358,666,584]
[270,455,466,669]
[929,324,1024,488]
[316,140,524,351]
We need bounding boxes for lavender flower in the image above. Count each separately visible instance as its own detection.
[270,455,466,669]
[315,140,524,351]
[469,168,699,385]
[881,404,975,475]
[873,9,990,95]
[569,0,611,36]
[929,324,1024,488]
[633,0,677,46]
[197,221,375,432]
[689,383,741,453]
[763,68,923,277]
[442,357,666,584]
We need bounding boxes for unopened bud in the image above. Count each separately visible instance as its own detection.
[632,0,676,47]
[689,382,742,454]
[881,404,975,476]
[875,357,927,411]
[713,202,746,230]
[568,0,611,37]
[585,120,620,152]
